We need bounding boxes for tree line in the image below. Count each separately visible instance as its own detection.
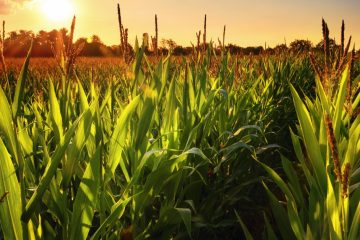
[1,28,345,57]
[2,28,121,57]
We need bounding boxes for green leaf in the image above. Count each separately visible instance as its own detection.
[0,138,23,239]
[134,93,154,151]
[163,74,178,134]
[263,213,277,240]
[326,175,342,240]
[12,41,33,119]
[290,84,327,196]
[263,182,296,240]
[70,147,101,240]
[315,76,330,115]
[0,86,19,164]
[287,200,305,239]
[63,107,94,187]
[49,80,64,143]
[235,210,254,240]
[348,201,360,239]
[21,108,92,222]
[281,155,304,207]
[106,95,141,183]
[90,197,132,240]
[290,129,315,188]
[257,160,295,202]
[77,78,90,112]
[333,66,348,139]
[174,208,192,238]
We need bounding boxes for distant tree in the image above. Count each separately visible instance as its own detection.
[90,35,102,44]
[3,28,127,57]
[158,47,169,55]
[74,35,129,57]
[243,46,264,55]
[289,39,312,53]
[59,28,68,44]
[33,30,52,57]
[273,44,288,54]
[161,38,176,51]
[315,38,337,51]
[173,45,190,55]
[8,31,18,40]
[264,47,275,55]
[3,30,33,57]
[226,44,242,54]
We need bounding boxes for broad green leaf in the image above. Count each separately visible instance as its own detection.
[263,213,277,240]
[90,197,132,240]
[63,108,94,186]
[315,76,330,114]
[263,182,296,240]
[257,160,295,202]
[70,147,101,240]
[348,201,360,239]
[281,155,304,207]
[49,80,64,143]
[0,138,23,239]
[175,208,192,238]
[235,210,254,240]
[163,74,178,134]
[290,84,326,196]
[287,200,305,239]
[0,86,19,164]
[333,66,348,139]
[17,121,33,157]
[21,108,91,222]
[12,41,33,119]
[290,129,315,188]
[326,175,341,240]
[77,78,90,112]
[134,93,155,152]
[107,95,141,183]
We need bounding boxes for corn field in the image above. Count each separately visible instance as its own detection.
[0,15,359,240]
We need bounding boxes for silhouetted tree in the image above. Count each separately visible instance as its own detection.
[290,39,312,53]
[161,38,176,51]
[315,38,337,51]
[273,44,288,54]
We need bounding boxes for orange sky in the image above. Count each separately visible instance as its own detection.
[1,0,360,48]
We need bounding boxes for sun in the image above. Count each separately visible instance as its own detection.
[41,0,74,22]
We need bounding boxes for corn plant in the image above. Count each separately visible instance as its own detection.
[260,22,360,239]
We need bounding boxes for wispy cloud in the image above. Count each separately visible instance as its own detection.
[0,1,13,14]
[0,0,35,14]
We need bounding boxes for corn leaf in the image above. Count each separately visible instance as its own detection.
[90,197,132,240]
[107,95,141,183]
[63,107,94,186]
[12,41,33,119]
[290,84,326,196]
[49,80,64,143]
[70,147,101,240]
[235,210,254,240]
[22,108,91,222]
[0,138,23,240]
[0,86,19,164]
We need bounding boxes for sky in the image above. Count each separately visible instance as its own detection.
[1,0,360,48]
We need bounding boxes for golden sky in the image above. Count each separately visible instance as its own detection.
[1,0,360,48]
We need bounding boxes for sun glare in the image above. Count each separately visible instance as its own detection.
[41,0,74,22]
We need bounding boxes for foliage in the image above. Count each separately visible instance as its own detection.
[0,18,359,240]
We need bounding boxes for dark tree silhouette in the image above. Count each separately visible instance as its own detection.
[289,39,312,53]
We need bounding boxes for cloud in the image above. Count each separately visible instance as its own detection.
[0,0,35,14]
[0,1,13,14]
